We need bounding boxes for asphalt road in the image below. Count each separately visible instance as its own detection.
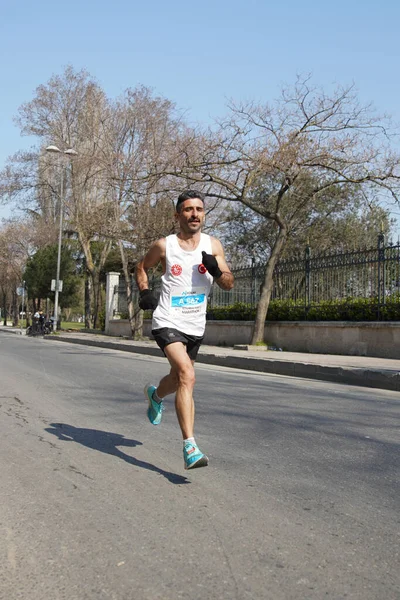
[0,332,399,600]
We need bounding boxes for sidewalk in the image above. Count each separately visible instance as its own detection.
[1,325,399,391]
[41,330,400,392]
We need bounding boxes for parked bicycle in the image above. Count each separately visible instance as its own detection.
[26,319,52,336]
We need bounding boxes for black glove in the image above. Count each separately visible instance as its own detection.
[201,251,222,278]
[139,289,158,310]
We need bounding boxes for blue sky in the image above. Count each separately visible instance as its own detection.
[1,0,400,225]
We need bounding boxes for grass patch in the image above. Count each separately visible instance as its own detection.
[60,321,85,331]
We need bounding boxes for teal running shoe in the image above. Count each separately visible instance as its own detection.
[183,442,209,470]
[144,384,164,425]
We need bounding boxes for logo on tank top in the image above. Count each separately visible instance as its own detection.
[171,264,182,276]
[198,263,207,274]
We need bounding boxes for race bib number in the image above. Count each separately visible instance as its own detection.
[171,288,206,313]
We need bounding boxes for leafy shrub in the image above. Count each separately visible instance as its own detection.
[207,302,256,321]
[206,297,400,321]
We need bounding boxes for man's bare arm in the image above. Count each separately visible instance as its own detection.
[135,239,165,292]
[211,238,234,291]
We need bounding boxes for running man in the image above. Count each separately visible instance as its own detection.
[135,190,234,470]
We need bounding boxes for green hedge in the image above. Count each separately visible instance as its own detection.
[206,297,400,322]
[207,302,257,321]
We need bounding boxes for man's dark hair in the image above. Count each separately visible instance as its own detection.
[176,190,205,212]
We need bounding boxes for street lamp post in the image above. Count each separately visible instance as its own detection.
[45,145,78,332]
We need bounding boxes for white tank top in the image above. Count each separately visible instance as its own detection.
[152,233,214,336]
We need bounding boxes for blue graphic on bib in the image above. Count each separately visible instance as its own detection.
[171,293,206,308]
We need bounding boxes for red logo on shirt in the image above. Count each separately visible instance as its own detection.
[171,264,182,276]
[198,263,207,274]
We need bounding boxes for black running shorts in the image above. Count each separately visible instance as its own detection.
[151,327,204,360]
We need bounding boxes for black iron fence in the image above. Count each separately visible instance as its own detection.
[209,234,400,320]
[117,234,400,321]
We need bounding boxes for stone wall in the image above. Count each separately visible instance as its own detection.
[105,272,400,358]
[106,318,400,359]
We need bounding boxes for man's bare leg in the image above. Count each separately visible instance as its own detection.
[156,367,179,399]
[161,342,195,439]
[150,341,207,469]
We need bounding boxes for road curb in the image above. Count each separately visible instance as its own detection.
[195,352,400,391]
[0,327,26,335]
[45,335,163,358]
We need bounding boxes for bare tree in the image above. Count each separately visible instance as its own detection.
[173,77,400,343]
[0,221,32,325]
[1,66,117,328]
[0,68,230,334]
[224,183,395,264]
[98,86,184,337]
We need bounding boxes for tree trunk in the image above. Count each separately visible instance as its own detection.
[134,309,144,340]
[125,275,142,339]
[80,236,112,331]
[84,274,92,328]
[118,241,142,339]
[251,226,288,344]
[91,271,101,330]
[12,291,18,326]
[2,291,6,326]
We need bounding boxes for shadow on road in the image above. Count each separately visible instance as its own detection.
[45,423,189,485]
